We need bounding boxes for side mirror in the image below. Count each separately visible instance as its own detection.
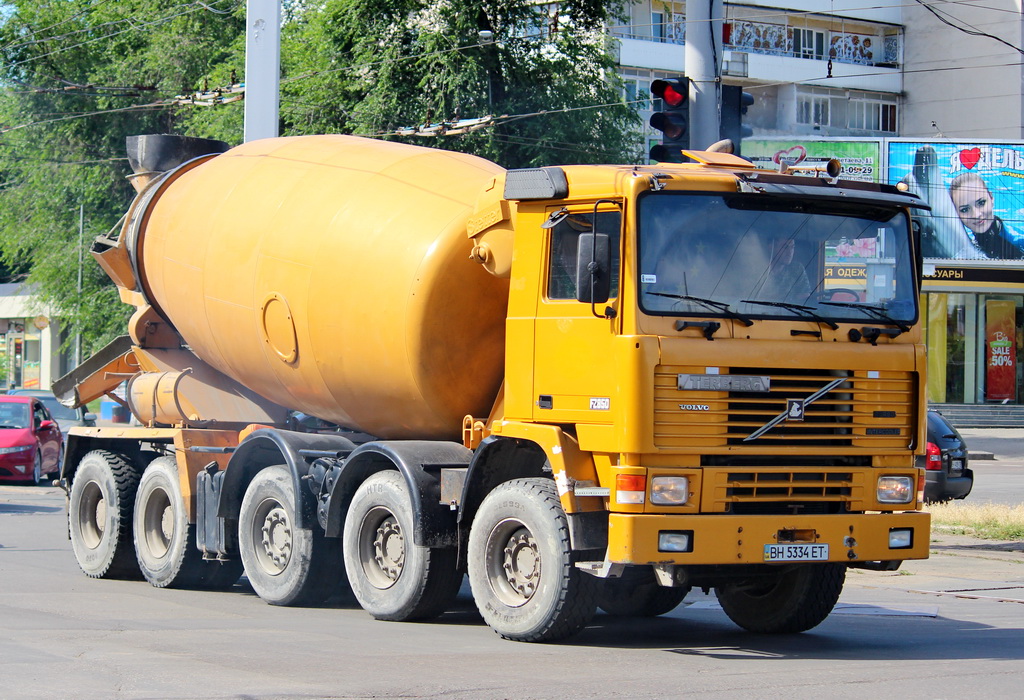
[83,413,97,424]
[40,419,56,431]
[575,233,612,305]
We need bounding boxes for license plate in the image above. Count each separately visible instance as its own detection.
[763,543,829,562]
[951,459,964,474]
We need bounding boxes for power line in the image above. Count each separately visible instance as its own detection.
[5,0,237,71]
[912,0,1024,55]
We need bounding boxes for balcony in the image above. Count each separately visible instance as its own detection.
[613,19,901,92]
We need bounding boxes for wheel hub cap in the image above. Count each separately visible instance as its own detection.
[372,516,404,582]
[502,528,539,599]
[260,507,292,571]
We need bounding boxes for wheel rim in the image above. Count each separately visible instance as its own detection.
[250,497,292,576]
[357,505,405,589]
[76,480,107,549]
[141,486,173,559]
[484,518,540,608]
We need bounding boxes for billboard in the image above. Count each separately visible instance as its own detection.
[887,141,1024,260]
[743,139,881,182]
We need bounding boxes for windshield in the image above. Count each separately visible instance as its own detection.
[38,396,79,422]
[0,403,30,429]
[637,191,918,325]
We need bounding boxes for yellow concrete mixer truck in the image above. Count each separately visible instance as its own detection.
[54,133,931,642]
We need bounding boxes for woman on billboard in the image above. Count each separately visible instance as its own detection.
[949,172,1024,259]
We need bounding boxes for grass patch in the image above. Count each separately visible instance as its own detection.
[929,501,1024,541]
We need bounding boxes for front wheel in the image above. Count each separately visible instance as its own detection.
[31,450,43,486]
[343,471,461,622]
[715,563,846,633]
[238,465,342,606]
[467,478,597,643]
[68,450,141,578]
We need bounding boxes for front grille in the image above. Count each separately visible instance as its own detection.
[655,365,916,450]
[703,466,866,513]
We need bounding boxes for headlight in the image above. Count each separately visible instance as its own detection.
[0,445,34,455]
[877,476,914,504]
[651,476,689,505]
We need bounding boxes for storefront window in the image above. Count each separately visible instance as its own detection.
[925,293,1024,404]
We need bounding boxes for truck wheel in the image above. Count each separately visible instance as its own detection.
[68,450,141,579]
[715,563,846,633]
[344,471,461,621]
[597,576,690,617]
[467,478,597,642]
[133,456,205,588]
[239,465,341,606]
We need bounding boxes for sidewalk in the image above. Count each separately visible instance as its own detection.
[849,530,1024,604]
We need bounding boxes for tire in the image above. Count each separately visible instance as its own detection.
[467,478,597,643]
[715,563,846,634]
[133,456,205,588]
[597,572,690,617]
[344,471,462,621]
[68,450,141,579]
[31,450,43,486]
[238,465,343,606]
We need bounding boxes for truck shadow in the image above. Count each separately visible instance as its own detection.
[573,608,1024,660]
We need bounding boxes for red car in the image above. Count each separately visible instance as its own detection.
[0,395,63,485]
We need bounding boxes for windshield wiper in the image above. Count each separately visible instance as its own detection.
[647,292,755,326]
[741,299,839,330]
[819,301,911,332]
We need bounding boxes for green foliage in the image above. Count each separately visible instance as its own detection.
[0,0,245,354]
[271,0,642,167]
[0,0,640,358]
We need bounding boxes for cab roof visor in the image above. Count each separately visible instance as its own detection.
[736,180,931,211]
[503,167,569,200]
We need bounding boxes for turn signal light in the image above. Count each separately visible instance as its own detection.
[615,474,646,504]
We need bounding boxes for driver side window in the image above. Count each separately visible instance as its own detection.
[547,210,621,300]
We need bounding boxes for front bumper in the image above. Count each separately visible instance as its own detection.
[607,511,931,565]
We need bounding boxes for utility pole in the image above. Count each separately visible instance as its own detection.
[243,0,281,142]
[684,0,724,150]
[75,203,83,368]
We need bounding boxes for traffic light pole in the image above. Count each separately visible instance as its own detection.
[684,0,723,151]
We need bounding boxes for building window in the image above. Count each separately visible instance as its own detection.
[792,28,825,60]
[797,95,830,127]
[652,11,665,42]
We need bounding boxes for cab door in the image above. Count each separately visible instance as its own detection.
[532,206,622,424]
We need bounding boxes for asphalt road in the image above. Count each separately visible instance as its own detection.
[2,480,1023,700]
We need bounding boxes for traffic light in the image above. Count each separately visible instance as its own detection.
[720,85,754,155]
[649,77,689,163]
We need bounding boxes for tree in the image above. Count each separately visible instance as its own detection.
[194,0,642,167]
[0,0,245,356]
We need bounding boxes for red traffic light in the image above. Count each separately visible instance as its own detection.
[651,78,688,108]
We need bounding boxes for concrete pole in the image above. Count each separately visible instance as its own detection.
[243,0,281,142]
[685,0,724,150]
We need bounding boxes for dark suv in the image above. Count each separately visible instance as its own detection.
[919,410,973,503]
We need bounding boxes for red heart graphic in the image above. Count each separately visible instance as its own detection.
[773,145,807,166]
[959,147,981,170]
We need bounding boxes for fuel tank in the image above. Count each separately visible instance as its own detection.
[131,135,509,439]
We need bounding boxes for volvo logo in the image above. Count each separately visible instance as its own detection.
[679,404,711,411]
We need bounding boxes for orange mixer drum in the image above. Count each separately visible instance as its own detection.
[134,135,509,439]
